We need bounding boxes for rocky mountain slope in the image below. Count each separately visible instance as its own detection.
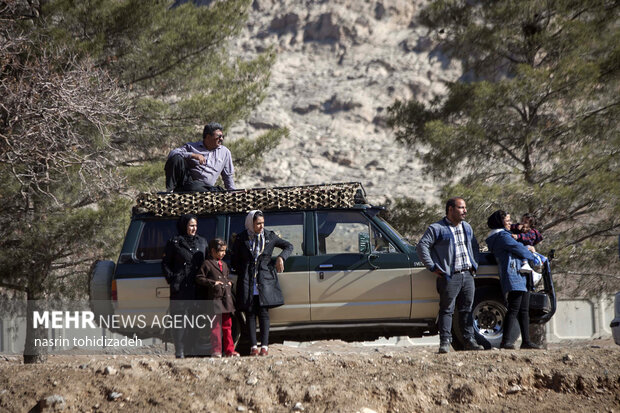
[231,0,461,204]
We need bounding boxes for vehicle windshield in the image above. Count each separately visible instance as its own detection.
[375,217,413,248]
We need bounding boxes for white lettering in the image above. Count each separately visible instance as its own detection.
[82,311,96,329]
[65,311,80,328]
[51,311,64,328]
[121,314,137,328]
[33,311,49,329]
[137,315,147,329]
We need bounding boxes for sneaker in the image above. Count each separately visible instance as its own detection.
[464,339,484,351]
[259,347,268,356]
[225,351,241,357]
[519,261,533,274]
[250,347,259,356]
[500,342,516,350]
[438,342,451,354]
[211,352,222,358]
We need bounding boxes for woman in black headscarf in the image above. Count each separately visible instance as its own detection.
[231,210,293,356]
[162,214,208,358]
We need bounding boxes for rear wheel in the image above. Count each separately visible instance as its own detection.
[233,311,251,355]
[453,285,506,349]
[472,286,506,348]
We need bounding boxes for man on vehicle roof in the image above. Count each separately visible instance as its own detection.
[165,122,236,192]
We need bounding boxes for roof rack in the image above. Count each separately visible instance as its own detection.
[133,182,367,216]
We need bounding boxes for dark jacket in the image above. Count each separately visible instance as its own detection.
[416,217,479,279]
[196,258,235,314]
[161,235,208,300]
[231,229,293,310]
[486,229,536,294]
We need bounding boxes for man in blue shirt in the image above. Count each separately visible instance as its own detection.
[165,122,236,192]
[417,197,484,353]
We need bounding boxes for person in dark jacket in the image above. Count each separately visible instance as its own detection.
[416,197,483,354]
[197,238,239,357]
[486,210,542,350]
[162,214,208,358]
[231,210,293,356]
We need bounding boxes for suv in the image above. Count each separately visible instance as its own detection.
[90,183,556,349]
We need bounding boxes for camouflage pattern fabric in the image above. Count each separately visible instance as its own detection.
[134,182,365,216]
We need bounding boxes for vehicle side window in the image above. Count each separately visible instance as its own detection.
[135,218,216,261]
[228,212,304,256]
[371,225,398,253]
[316,211,371,255]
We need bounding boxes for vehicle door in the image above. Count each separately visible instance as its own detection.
[114,217,217,319]
[309,211,411,321]
[228,212,309,324]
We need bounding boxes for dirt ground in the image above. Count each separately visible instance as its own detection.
[1,338,619,413]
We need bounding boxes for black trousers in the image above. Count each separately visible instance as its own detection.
[246,299,270,347]
[164,154,222,192]
[502,290,531,346]
[169,300,192,356]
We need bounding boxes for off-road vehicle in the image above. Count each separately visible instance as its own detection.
[90,182,556,349]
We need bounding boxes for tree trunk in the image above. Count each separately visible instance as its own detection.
[23,291,48,364]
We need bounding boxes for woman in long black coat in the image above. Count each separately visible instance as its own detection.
[162,214,208,358]
[231,210,293,356]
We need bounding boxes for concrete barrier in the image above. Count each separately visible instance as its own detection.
[547,295,615,342]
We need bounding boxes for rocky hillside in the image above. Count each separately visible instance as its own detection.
[230,0,461,204]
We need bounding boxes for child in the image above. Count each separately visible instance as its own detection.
[510,213,543,247]
[511,214,546,286]
[197,238,239,357]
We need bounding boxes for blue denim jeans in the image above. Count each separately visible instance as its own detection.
[436,271,475,343]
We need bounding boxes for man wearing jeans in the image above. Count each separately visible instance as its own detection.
[417,197,484,354]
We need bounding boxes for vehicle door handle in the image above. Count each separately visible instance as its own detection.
[318,264,333,269]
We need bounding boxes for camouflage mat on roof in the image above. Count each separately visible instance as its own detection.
[134,182,365,216]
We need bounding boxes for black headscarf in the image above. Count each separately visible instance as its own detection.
[487,210,508,230]
[177,214,198,240]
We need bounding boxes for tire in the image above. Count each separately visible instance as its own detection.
[232,311,246,346]
[233,311,251,355]
[453,285,506,349]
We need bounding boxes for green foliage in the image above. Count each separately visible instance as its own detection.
[380,198,442,244]
[43,0,278,167]
[1,0,282,301]
[2,0,281,361]
[389,0,620,295]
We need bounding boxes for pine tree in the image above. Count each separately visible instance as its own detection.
[0,0,284,362]
[44,0,286,189]
[388,0,620,295]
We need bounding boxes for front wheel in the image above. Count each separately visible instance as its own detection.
[453,285,506,349]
